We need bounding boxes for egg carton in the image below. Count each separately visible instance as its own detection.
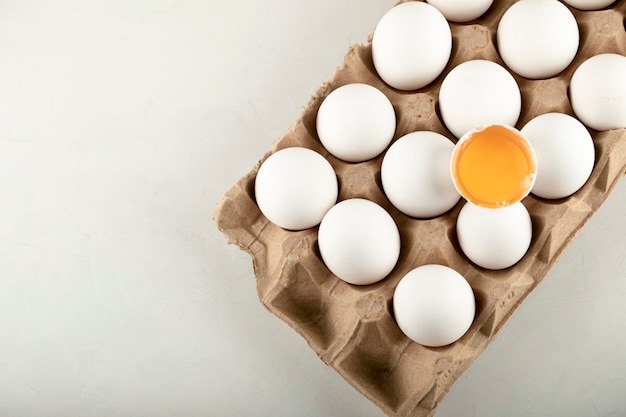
[214,1,626,416]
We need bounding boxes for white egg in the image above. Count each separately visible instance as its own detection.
[497,0,579,79]
[570,53,626,131]
[372,1,452,91]
[393,264,475,347]
[561,0,617,10]
[439,60,521,139]
[318,199,400,285]
[456,202,532,270]
[255,147,338,230]
[521,113,595,199]
[426,0,494,22]
[316,83,396,162]
[381,131,460,218]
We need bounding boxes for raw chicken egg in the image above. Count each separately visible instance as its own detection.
[570,53,626,131]
[439,60,521,139]
[561,0,617,10]
[456,201,533,270]
[372,1,452,91]
[521,113,595,199]
[426,0,494,22]
[318,198,400,285]
[255,147,338,230]
[393,264,475,347]
[450,124,537,209]
[381,131,460,218]
[497,0,579,79]
[316,83,396,162]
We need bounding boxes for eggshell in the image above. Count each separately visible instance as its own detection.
[521,112,595,199]
[318,198,400,285]
[438,60,521,138]
[561,0,617,10]
[426,0,494,22]
[450,124,537,208]
[255,147,338,230]
[381,131,460,218]
[393,264,475,348]
[497,0,579,79]
[372,1,451,91]
[316,83,396,162]
[570,53,626,131]
[456,202,532,270]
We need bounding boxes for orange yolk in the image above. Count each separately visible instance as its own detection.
[451,125,536,208]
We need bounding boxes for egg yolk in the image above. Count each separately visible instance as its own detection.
[451,125,536,208]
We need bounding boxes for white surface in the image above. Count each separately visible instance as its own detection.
[0,1,624,417]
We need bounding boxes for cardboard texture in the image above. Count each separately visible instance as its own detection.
[214,1,626,416]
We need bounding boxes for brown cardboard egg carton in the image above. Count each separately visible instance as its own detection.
[214,1,626,416]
